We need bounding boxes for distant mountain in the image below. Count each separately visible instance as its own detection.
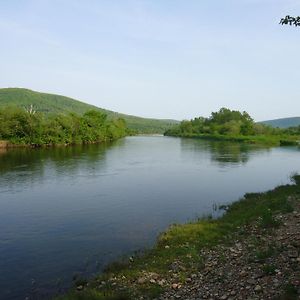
[0,88,179,133]
[260,117,300,128]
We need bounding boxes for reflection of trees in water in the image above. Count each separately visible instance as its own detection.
[0,142,119,189]
[209,141,270,166]
[180,138,271,166]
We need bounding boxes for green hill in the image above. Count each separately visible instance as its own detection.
[0,88,179,133]
[260,117,300,128]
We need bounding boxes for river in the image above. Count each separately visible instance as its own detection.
[0,136,299,299]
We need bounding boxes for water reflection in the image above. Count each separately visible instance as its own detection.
[0,142,119,191]
[180,138,271,166]
[208,141,270,166]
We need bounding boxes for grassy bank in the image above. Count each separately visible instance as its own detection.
[164,132,300,146]
[56,175,300,300]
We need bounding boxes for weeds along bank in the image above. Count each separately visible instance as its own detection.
[56,175,300,300]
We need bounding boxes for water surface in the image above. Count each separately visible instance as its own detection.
[0,136,299,299]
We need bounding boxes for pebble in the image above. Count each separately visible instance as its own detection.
[254,285,262,292]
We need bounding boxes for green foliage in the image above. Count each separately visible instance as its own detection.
[255,245,276,262]
[165,108,300,146]
[0,88,178,133]
[0,106,128,145]
[258,210,281,228]
[282,283,299,300]
[166,108,256,137]
[262,264,277,275]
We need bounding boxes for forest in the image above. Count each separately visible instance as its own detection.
[0,106,129,146]
[165,108,300,145]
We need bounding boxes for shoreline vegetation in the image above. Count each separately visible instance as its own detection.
[0,88,179,134]
[0,107,131,147]
[56,175,300,300]
[1,106,299,148]
[164,108,300,146]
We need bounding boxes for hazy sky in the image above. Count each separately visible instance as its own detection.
[1,0,300,121]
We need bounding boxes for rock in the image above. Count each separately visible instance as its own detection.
[179,265,186,271]
[254,285,262,292]
[288,250,298,258]
[235,242,242,249]
[149,272,159,280]
[247,279,256,285]
[253,271,264,279]
[76,285,83,291]
[157,279,166,286]
[150,279,156,284]
[172,283,180,289]
[239,270,247,277]
[137,277,146,284]
[291,279,300,286]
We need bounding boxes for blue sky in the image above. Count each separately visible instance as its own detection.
[0,0,300,121]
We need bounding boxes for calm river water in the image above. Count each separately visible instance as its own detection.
[0,136,299,299]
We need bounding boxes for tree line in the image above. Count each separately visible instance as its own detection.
[164,108,300,139]
[0,106,129,146]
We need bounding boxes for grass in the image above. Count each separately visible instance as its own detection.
[278,284,299,300]
[254,245,277,262]
[262,264,277,275]
[258,210,282,228]
[55,290,130,300]
[56,175,300,300]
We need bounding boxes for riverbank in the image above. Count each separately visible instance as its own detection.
[164,133,300,147]
[0,140,47,148]
[0,137,128,149]
[56,175,300,300]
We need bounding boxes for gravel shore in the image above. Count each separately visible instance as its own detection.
[156,196,300,300]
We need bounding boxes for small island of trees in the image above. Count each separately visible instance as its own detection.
[165,108,300,146]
